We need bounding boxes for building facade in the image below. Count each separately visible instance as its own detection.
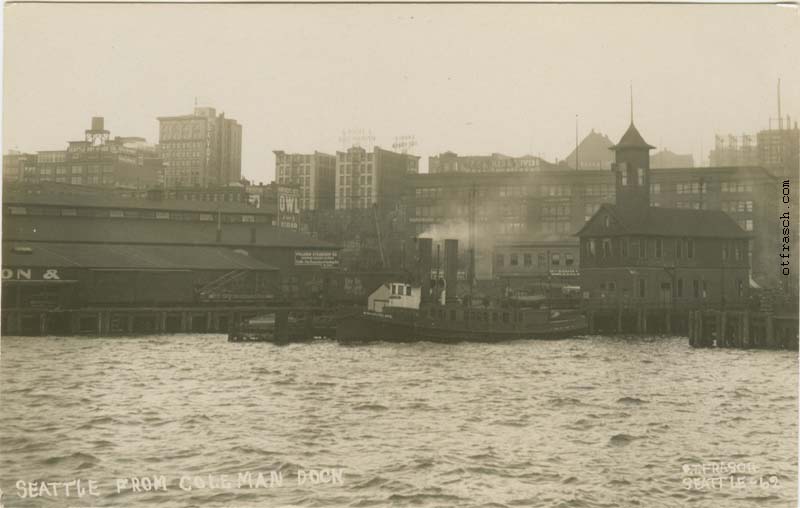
[335,146,419,210]
[757,119,799,181]
[273,150,336,210]
[158,106,242,187]
[4,118,162,188]
[578,122,750,325]
[408,160,778,284]
[428,151,555,174]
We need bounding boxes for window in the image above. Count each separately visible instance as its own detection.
[637,168,645,185]
[676,239,682,259]
[655,238,663,258]
[61,208,77,216]
[737,279,744,298]
[693,280,700,298]
[524,254,532,266]
[687,239,694,259]
[621,171,628,186]
[650,183,661,194]
[621,239,628,257]
[538,253,546,266]
[406,286,412,296]
[242,215,255,223]
[588,240,596,256]
[109,210,124,218]
[638,239,646,259]
[155,212,170,220]
[638,279,646,298]
[551,253,561,266]
[495,254,505,267]
[677,278,683,297]
[722,244,729,261]
[602,239,612,258]
[565,253,575,266]
[510,254,519,266]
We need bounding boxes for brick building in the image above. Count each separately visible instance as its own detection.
[273,150,336,210]
[3,118,162,188]
[335,146,419,210]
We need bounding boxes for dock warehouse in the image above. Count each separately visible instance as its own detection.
[1,241,280,335]
[3,215,340,301]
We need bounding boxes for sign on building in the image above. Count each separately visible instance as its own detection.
[278,185,300,230]
[294,250,339,268]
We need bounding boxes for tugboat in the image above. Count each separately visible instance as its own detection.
[335,238,587,343]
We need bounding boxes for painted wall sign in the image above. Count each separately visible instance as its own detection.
[1,268,61,280]
[294,250,339,268]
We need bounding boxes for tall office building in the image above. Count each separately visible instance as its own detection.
[273,151,336,210]
[335,146,419,210]
[158,106,242,187]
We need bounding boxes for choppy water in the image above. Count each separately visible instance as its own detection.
[0,335,796,508]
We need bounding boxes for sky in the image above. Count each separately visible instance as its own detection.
[3,3,799,182]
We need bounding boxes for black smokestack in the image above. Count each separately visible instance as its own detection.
[444,239,458,304]
[417,237,433,304]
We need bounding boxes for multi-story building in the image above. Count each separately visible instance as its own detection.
[273,151,336,210]
[335,146,419,210]
[757,118,799,181]
[8,118,162,188]
[408,163,778,284]
[578,121,750,333]
[3,181,274,225]
[428,151,556,174]
[650,149,694,169]
[709,134,759,167]
[2,151,36,183]
[158,106,242,187]
[562,130,615,170]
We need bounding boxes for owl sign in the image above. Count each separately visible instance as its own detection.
[279,193,299,214]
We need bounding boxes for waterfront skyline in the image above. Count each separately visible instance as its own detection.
[4,4,799,182]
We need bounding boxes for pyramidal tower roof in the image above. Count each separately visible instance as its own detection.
[610,122,655,151]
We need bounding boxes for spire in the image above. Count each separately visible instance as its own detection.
[630,81,634,124]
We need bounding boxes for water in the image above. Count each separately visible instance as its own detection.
[0,335,796,508]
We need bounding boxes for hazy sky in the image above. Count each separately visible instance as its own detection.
[4,4,799,182]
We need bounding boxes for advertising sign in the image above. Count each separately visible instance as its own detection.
[294,250,339,268]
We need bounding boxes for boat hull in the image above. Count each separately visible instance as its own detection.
[336,312,587,343]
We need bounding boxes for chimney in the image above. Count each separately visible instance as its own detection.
[444,239,458,305]
[417,237,433,304]
[250,226,257,244]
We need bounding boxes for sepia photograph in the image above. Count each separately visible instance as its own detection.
[1,3,798,507]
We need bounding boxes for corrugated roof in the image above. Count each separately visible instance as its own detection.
[610,123,655,151]
[3,216,338,249]
[2,242,278,271]
[577,204,749,239]
[3,190,271,215]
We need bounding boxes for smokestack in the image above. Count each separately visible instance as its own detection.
[444,239,458,305]
[417,238,433,304]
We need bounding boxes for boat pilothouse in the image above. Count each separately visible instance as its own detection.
[336,238,587,342]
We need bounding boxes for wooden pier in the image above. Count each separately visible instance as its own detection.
[0,304,327,338]
[584,302,798,350]
[688,309,798,350]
